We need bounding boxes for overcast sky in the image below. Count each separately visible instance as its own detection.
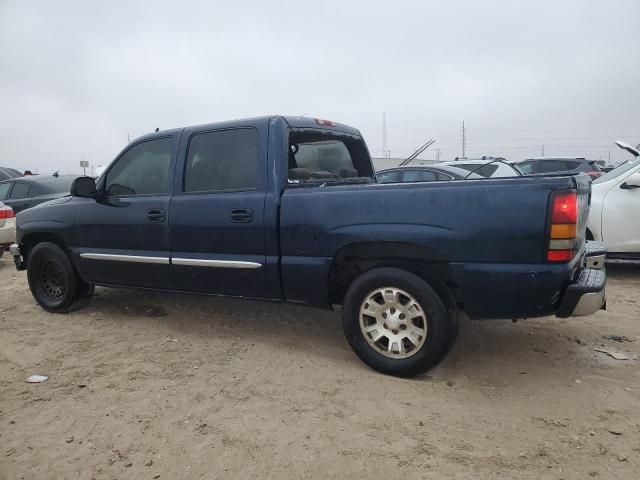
[1,0,639,174]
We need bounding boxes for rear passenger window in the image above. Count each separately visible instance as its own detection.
[402,170,438,182]
[436,172,454,181]
[184,129,258,192]
[517,162,534,175]
[376,171,402,183]
[562,161,581,170]
[9,183,30,199]
[0,183,11,200]
[474,164,498,178]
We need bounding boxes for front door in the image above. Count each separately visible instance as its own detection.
[602,168,640,253]
[75,136,176,288]
[169,125,271,298]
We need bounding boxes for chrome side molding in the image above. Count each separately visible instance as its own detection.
[80,252,262,269]
[80,253,170,264]
[172,258,262,269]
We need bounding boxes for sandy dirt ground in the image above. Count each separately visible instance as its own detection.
[0,256,639,480]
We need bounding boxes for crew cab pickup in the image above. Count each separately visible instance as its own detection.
[10,116,607,376]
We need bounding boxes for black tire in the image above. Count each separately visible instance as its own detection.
[342,268,456,377]
[27,242,93,313]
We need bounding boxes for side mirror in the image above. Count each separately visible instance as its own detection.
[621,172,640,190]
[70,176,97,197]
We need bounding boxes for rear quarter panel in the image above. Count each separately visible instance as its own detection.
[280,175,583,318]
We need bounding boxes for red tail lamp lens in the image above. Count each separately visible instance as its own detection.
[551,191,577,224]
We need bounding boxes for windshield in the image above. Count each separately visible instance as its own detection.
[593,158,640,184]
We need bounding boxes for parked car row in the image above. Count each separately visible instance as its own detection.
[0,174,80,214]
[376,164,484,183]
[515,157,603,179]
[378,156,602,182]
[0,174,81,254]
[376,144,639,259]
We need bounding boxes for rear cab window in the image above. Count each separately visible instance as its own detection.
[287,129,374,185]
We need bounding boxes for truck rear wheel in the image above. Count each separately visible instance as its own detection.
[342,268,455,377]
[27,242,94,313]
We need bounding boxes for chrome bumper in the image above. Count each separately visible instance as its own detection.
[556,241,607,318]
[572,289,606,316]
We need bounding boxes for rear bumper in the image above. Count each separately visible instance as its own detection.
[0,218,15,246]
[555,268,606,317]
[555,241,607,318]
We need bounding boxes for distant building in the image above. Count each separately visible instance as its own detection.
[371,157,440,171]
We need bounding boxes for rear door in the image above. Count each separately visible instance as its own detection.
[169,120,272,298]
[4,181,31,213]
[75,135,177,288]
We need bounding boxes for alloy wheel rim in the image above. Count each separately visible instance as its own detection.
[359,287,428,359]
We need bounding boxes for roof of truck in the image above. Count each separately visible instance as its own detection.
[134,115,361,144]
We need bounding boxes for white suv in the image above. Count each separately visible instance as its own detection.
[587,142,640,259]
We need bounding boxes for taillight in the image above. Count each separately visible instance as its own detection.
[587,171,602,179]
[0,207,14,219]
[547,190,577,262]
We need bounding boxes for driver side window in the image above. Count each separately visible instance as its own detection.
[104,138,173,196]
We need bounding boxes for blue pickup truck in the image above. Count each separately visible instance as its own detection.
[9,116,607,376]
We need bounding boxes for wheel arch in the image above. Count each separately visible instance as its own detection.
[21,231,69,265]
[328,241,458,315]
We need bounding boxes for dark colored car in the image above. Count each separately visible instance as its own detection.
[0,174,80,214]
[9,116,606,377]
[376,165,482,183]
[516,158,602,179]
[0,167,23,181]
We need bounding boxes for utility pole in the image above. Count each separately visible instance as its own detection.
[382,112,388,159]
[128,132,131,144]
[461,121,466,159]
[541,144,544,157]
[608,151,611,164]
[436,148,440,162]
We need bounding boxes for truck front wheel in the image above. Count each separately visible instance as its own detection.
[342,268,454,377]
[27,242,94,313]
